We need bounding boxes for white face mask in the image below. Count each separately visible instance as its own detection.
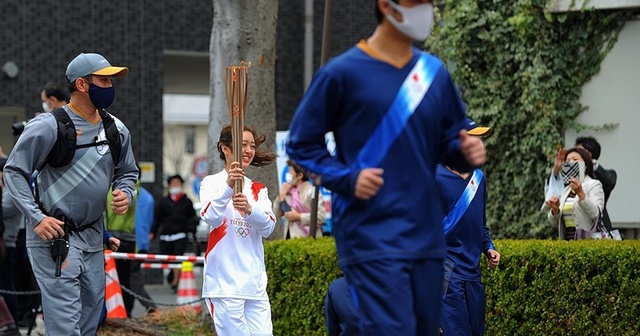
[385,1,434,42]
[42,101,53,113]
[285,172,294,184]
[169,187,182,195]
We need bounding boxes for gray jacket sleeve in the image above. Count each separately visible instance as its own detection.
[110,117,139,204]
[3,114,57,228]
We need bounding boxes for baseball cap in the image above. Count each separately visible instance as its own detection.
[465,117,492,136]
[65,53,129,83]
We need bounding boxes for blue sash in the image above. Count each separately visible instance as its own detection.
[355,52,441,169]
[443,169,483,235]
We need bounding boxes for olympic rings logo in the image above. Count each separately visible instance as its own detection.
[235,227,250,238]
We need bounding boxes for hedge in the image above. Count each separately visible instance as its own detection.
[265,237,640,335]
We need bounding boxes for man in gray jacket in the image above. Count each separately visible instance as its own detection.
[3,53,138,335]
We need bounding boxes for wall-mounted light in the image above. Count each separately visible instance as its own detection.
[2,61,19,78]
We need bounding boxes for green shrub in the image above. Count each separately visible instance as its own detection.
[266,238,640,335]
[265,237,341,335]
[485,239,640,335]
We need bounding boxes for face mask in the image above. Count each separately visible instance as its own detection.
[87,82,115,110]
[42,101,53,113]
[385,1,434,41]
[285,172,294,184]
[169,187,183,195]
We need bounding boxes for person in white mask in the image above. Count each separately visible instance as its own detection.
[273,160,326,239]
[286,0,487,335]
[150,174,198,293]
[40,82,69,113]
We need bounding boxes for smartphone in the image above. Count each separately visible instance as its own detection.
[561,161,585,185]
[279,201,292,213]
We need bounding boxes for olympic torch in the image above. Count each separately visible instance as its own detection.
[224,62,251,194]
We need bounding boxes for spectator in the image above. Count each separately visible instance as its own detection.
[12,223,39,329]
[0,158,20,321]
[105,184,137,315]
[286,1,486,334]
[324,277,359,336]
[545,148,604,240]
[436,118,500,335]
[199,124,277,336]
[150,174,197,293]
[575,136,617,230]
[131,181,158,314]
[544,137,616,231]
[273,160,325,239]
[0,296,20,336]
[105,168,157,316]
[3,52,138,335]
[40,82,70,113]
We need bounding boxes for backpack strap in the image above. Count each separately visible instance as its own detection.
[98,109,122,166]
[42,108,77,170]
[35,108,123,222]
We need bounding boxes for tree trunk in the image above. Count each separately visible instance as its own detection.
[208,0,282,239]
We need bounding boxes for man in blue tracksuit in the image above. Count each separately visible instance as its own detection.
[286,1,487,334]
[324,277,359,336]
[436,118,501,336]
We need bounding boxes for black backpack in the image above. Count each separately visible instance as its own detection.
[34,107,122,229]
[44,107,122,169]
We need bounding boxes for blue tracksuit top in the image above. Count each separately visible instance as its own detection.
[287,44,472,265]
[435,165,495,280]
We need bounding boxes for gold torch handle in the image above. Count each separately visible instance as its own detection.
[224,63,251,195]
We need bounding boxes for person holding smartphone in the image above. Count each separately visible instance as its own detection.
[544,148,605,240]
[273,161,326,239]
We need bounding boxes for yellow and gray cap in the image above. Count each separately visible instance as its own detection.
[65,53,128,83]
[466,117,492,136]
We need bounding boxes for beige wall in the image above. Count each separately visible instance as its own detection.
[162,124,209,202]
[565,19,640,226]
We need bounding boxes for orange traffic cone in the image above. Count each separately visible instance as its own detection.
[105,250,127,318]
[176,261,201,312]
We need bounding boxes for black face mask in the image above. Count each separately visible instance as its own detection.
[86,82,115,109]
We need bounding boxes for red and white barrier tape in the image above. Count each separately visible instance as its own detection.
[107,252,204,263]
[139,263,183,269]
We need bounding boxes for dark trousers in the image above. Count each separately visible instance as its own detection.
[128,261,157,311]
[114,240,157,316]
[343,258,444,336]
[0,247,18,321]
[14,230,40,326]
[441,279,486,336]
[0,296,15,328]
[114,240,135,316]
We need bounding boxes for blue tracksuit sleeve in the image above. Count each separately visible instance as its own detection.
[286,70,360,197]
[481,187,495,252]
[482,225,495,252]
[135,187,154,251]
[103,227,113,245]
[438,70,474,173]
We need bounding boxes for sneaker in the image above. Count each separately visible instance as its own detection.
[170,285,177,294]
[145,307,159,319]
